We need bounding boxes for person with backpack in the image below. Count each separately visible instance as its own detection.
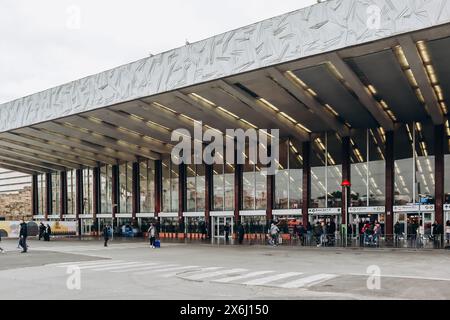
[148,223,156,249]
[103,225,110,247]
[19,220,28,253]
[44,224,52,241]
[269,222,280,246]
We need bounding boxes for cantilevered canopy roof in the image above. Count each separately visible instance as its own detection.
[1,0,450,174]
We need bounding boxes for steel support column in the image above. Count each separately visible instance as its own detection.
[32,175,38,216]
[341,137,351,227]
[60,171,67,220]
[385,131,395,244]
[205,164,213,237]
[435,125,445,226]
[46,172,52,219]
[76,169,82,237]
[302,142,311,229]
[132,162,140,220]
[112,165,119,217]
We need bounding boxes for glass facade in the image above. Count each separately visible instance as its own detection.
[186,164,205,212]
[82,168,94,215]
[311,132,342,208]
[67,170,76,215]
[213,163,235,211]
[242,164,267,211]
[162,159,179,212]
[275,141,303,210]
[119,162,133,213]
[139,159,155,213]
[100,165,113,213]
[37,174,46,215]
[350,129,385,207]
[51,172,60,215]
[394,123,435,205]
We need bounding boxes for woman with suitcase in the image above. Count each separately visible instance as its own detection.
[148,223,156,249]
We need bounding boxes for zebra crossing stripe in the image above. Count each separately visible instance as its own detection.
[130,264,181,275]
[92,262,150,271]
[278,274,338,289]
[212,271,275,283]
[243,272,303,286]
[78,262,141,270]
[147,266,200,274]
[184,268,248,281]
[51,260,118,267]
[109,263,162,273]
[54,260,123,267]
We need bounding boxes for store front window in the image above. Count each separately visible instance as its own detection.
[37,174,46,215]
[82,168,94,215]
[162,159,179,212]
[100,165,113,213]
[350,129,385,207]
[394,122,435,205]
[51,172,60,215]
[186,164,205,212]
[139,160,155,213]
[275,140,303,210]
[119,162,133,213]
[213,161,235,211]
[311,132,342,208]
[242,144,267,211]
[67,170,76,215]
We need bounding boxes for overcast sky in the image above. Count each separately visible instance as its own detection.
[0,0,317,104]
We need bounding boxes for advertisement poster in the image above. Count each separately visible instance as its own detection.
[0,221,77,238]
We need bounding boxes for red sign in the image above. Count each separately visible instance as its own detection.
[341,180,351,187]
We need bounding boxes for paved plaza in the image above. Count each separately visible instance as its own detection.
[0,239,449,300]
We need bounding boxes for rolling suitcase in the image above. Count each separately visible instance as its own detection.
[154,240,161,248]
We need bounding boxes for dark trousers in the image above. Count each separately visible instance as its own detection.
[20,237,27,252]
[238,235,244,244]
[150,237,156,246]
[104,238,109,247]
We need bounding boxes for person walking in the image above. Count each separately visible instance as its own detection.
[446,221,450,245]
[0,231,5,254]
[224,223,230,243]
[103,225,110,247]
[432,221,443,249]
[269,222,280,247]
[19,220,28,253]
[44,224,52,242]
[148,223,156,249]
[39,222,46,241]
[306,222,312,246]
[394,221,402,247]
[237,223,245,245]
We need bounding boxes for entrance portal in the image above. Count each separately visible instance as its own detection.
[211,216,234,243]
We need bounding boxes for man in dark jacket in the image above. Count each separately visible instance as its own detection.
[432,221,444,249]
[19,220,28,253]
[39,222,46,241]
[237,223,245,245]
[103,225,110,247]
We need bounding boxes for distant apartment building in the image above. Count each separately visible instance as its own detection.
[0,169,32,220]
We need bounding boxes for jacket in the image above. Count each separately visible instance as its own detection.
[20,223,28,238]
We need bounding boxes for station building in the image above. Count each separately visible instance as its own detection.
[1,0,450,245]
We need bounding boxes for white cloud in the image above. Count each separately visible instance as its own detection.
[0,0,316,103]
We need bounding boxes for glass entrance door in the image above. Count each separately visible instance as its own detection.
[81,219,94,236]
[445,212,450,246]
[309,215,341,247]
[212,216,233,243]
[394,212,434,248]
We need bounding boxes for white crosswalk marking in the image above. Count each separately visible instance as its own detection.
[150,266,200,274]
[184,268,248,281]
[50,260,122,267]
[130,265,181,275]
[109,263,162,273]
[278,274,338,289]
[213,271,275,283]
[92,262,149,271]
[243,272,303,286]
[78,262,141,270]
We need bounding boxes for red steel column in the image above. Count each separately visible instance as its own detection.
[435,124,445,226]
[132,162,140,220]
[205,164,213,236]
[341,137,351,228]
[60,171,67,220]
[32,174,38,216]
[385,131,395,243]
[302,142,311,228]
[45,173,52,220]
[234,164,242,224]
[155,160,162,216]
